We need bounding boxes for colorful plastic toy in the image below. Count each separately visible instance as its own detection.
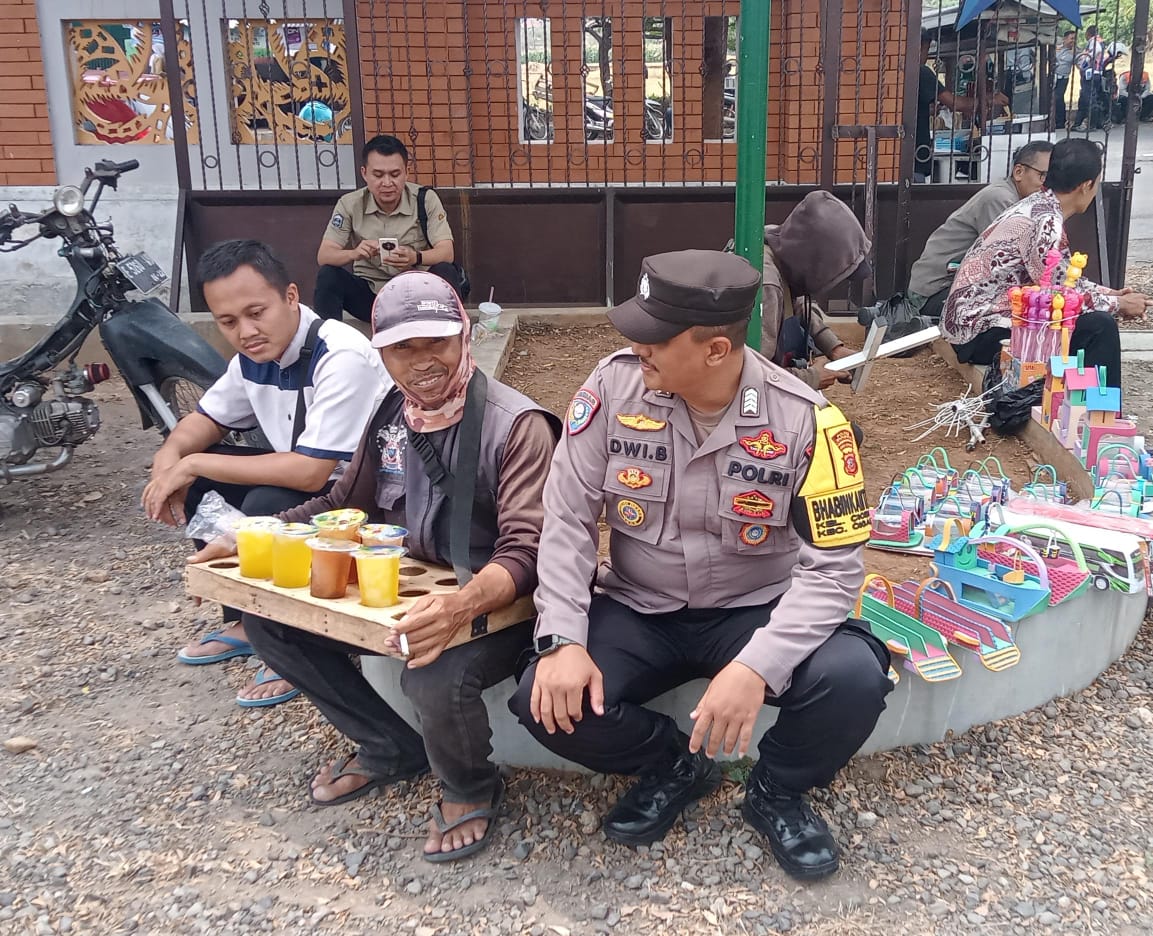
[855,575,963,682]
[882,578,1022,671]
[927,521,1051,621]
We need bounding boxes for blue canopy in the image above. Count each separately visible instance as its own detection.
[955,0,1081,29]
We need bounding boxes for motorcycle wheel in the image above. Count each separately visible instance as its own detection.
[154,363,268,448]
[525,109,549,141]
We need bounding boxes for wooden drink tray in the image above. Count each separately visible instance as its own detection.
[185,559,535,658]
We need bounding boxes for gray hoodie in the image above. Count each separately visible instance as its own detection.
[761,191,871,387]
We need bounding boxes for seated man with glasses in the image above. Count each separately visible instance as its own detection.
[942,138,1148,387]
[860,141,1053,330]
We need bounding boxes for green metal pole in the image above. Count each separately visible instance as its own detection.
[733,0,771,351]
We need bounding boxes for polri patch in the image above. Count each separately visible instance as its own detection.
[331,212,345,229]
[739,429,788,460]
[617,499,645,526]
[616,413,667,431]
[739,523,770,546]
[616,467,653,490]
[732,490,775,519]
[830,427,860,477]
[566,388,600,435]
[741,387,760,417]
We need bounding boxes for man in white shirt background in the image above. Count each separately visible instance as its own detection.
[141,240,392,707]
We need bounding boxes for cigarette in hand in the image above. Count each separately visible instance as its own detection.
[399,633,410,658]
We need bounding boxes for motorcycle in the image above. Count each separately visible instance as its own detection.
[0,159,229,481]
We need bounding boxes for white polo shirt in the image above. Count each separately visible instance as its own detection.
[197,305,391,464]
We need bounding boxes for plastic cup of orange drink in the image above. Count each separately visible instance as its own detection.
[271,523,316,588]
[359,524,408,548]
[355,546,406,607]
[307,538,359,599]
[312,509,366,541]
[235,517,282,579]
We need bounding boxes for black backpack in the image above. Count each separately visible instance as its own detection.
[416,186,471,301]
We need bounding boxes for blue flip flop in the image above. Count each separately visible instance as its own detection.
[176,631,254,666]
[236,666,301,708]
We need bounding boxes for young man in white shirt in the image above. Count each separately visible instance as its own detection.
[142,240,391,706]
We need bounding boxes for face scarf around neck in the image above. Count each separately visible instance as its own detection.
[401,296,477,433]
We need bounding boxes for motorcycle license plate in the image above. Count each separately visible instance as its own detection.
[117,252,169,294]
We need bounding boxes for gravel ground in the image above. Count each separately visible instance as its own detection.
[2,378,1153,936]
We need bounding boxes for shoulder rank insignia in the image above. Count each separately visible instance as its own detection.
[732,490,775,519]
[741,387,760,417]
[616,467,653,489]
[616,413,667,431]
[566,388,600,435]
[617,499,645,526]
[739,429,788,460]
[739,523,770,546]
[793,404,869,549]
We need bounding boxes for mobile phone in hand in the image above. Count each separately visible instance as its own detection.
[379,237,399,261]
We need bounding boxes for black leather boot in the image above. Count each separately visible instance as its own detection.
[603,748,722,847]
[742,766,839,880]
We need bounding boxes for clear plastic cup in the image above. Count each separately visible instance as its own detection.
[312,508,366,542]
[235,517,282,580]
[271,523,316,589]
[359,524,408,548]
[307,537,359,599]
[477,301,502,333]
[355,546,406,608]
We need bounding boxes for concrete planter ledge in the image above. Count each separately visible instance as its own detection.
[358,317,1150,769]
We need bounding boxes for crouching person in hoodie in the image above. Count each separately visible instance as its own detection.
[761,191,874,390]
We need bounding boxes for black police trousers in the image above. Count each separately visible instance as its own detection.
[511,595,893,794]
[314,264,464,322]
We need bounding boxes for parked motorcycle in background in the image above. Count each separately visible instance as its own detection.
[0,159,229,481]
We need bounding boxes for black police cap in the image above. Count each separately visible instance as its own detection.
[608,249,762,344]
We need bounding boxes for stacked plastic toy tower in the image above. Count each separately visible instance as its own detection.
[998,250,1088,388]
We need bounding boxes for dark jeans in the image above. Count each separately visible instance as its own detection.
[510,596,892,794]
[919,286,949,323]
[951,309,1122,389]
[314,263,465,322]
[245,615,533,803]
[1076,75,1108,128]
[1054,76,1069,128]
[1113,94,1153,123]
[184,445,329,625]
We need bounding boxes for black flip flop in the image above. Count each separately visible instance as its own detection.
[422,776,506,864]
[308,753,427,808]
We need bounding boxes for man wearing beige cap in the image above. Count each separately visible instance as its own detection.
[197,271,559,862]
[512,249,892,880]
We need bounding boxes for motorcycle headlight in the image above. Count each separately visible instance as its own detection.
[53,185,84,217]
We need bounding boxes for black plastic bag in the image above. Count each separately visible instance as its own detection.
[988,378,1043,435]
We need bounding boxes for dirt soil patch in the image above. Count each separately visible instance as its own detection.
[502,321,1040,584]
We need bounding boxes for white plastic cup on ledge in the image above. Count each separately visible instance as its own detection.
[477,301,502,334]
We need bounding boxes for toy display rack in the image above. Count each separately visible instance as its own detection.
[185,560,535,658]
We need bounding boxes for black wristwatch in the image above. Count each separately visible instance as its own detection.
[534,634,578,657]
[415,250,423,266]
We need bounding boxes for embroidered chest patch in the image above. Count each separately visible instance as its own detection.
[739,429,788,460]
[616,467,653,489]
[739,523,771,546]
[378,424,407,475]
[731,490,776,519]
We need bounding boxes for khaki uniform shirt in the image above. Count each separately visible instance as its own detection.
[323,182,453,292]
[534,347,868,696]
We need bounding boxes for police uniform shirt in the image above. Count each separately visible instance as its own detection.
[533,347,869,696]
[197,305,393,475]
[323,182,454,292]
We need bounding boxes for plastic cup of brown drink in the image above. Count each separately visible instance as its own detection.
[313,509,367,584]
[307,538,360,599]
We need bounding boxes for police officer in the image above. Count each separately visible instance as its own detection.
[510,250,893,880]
